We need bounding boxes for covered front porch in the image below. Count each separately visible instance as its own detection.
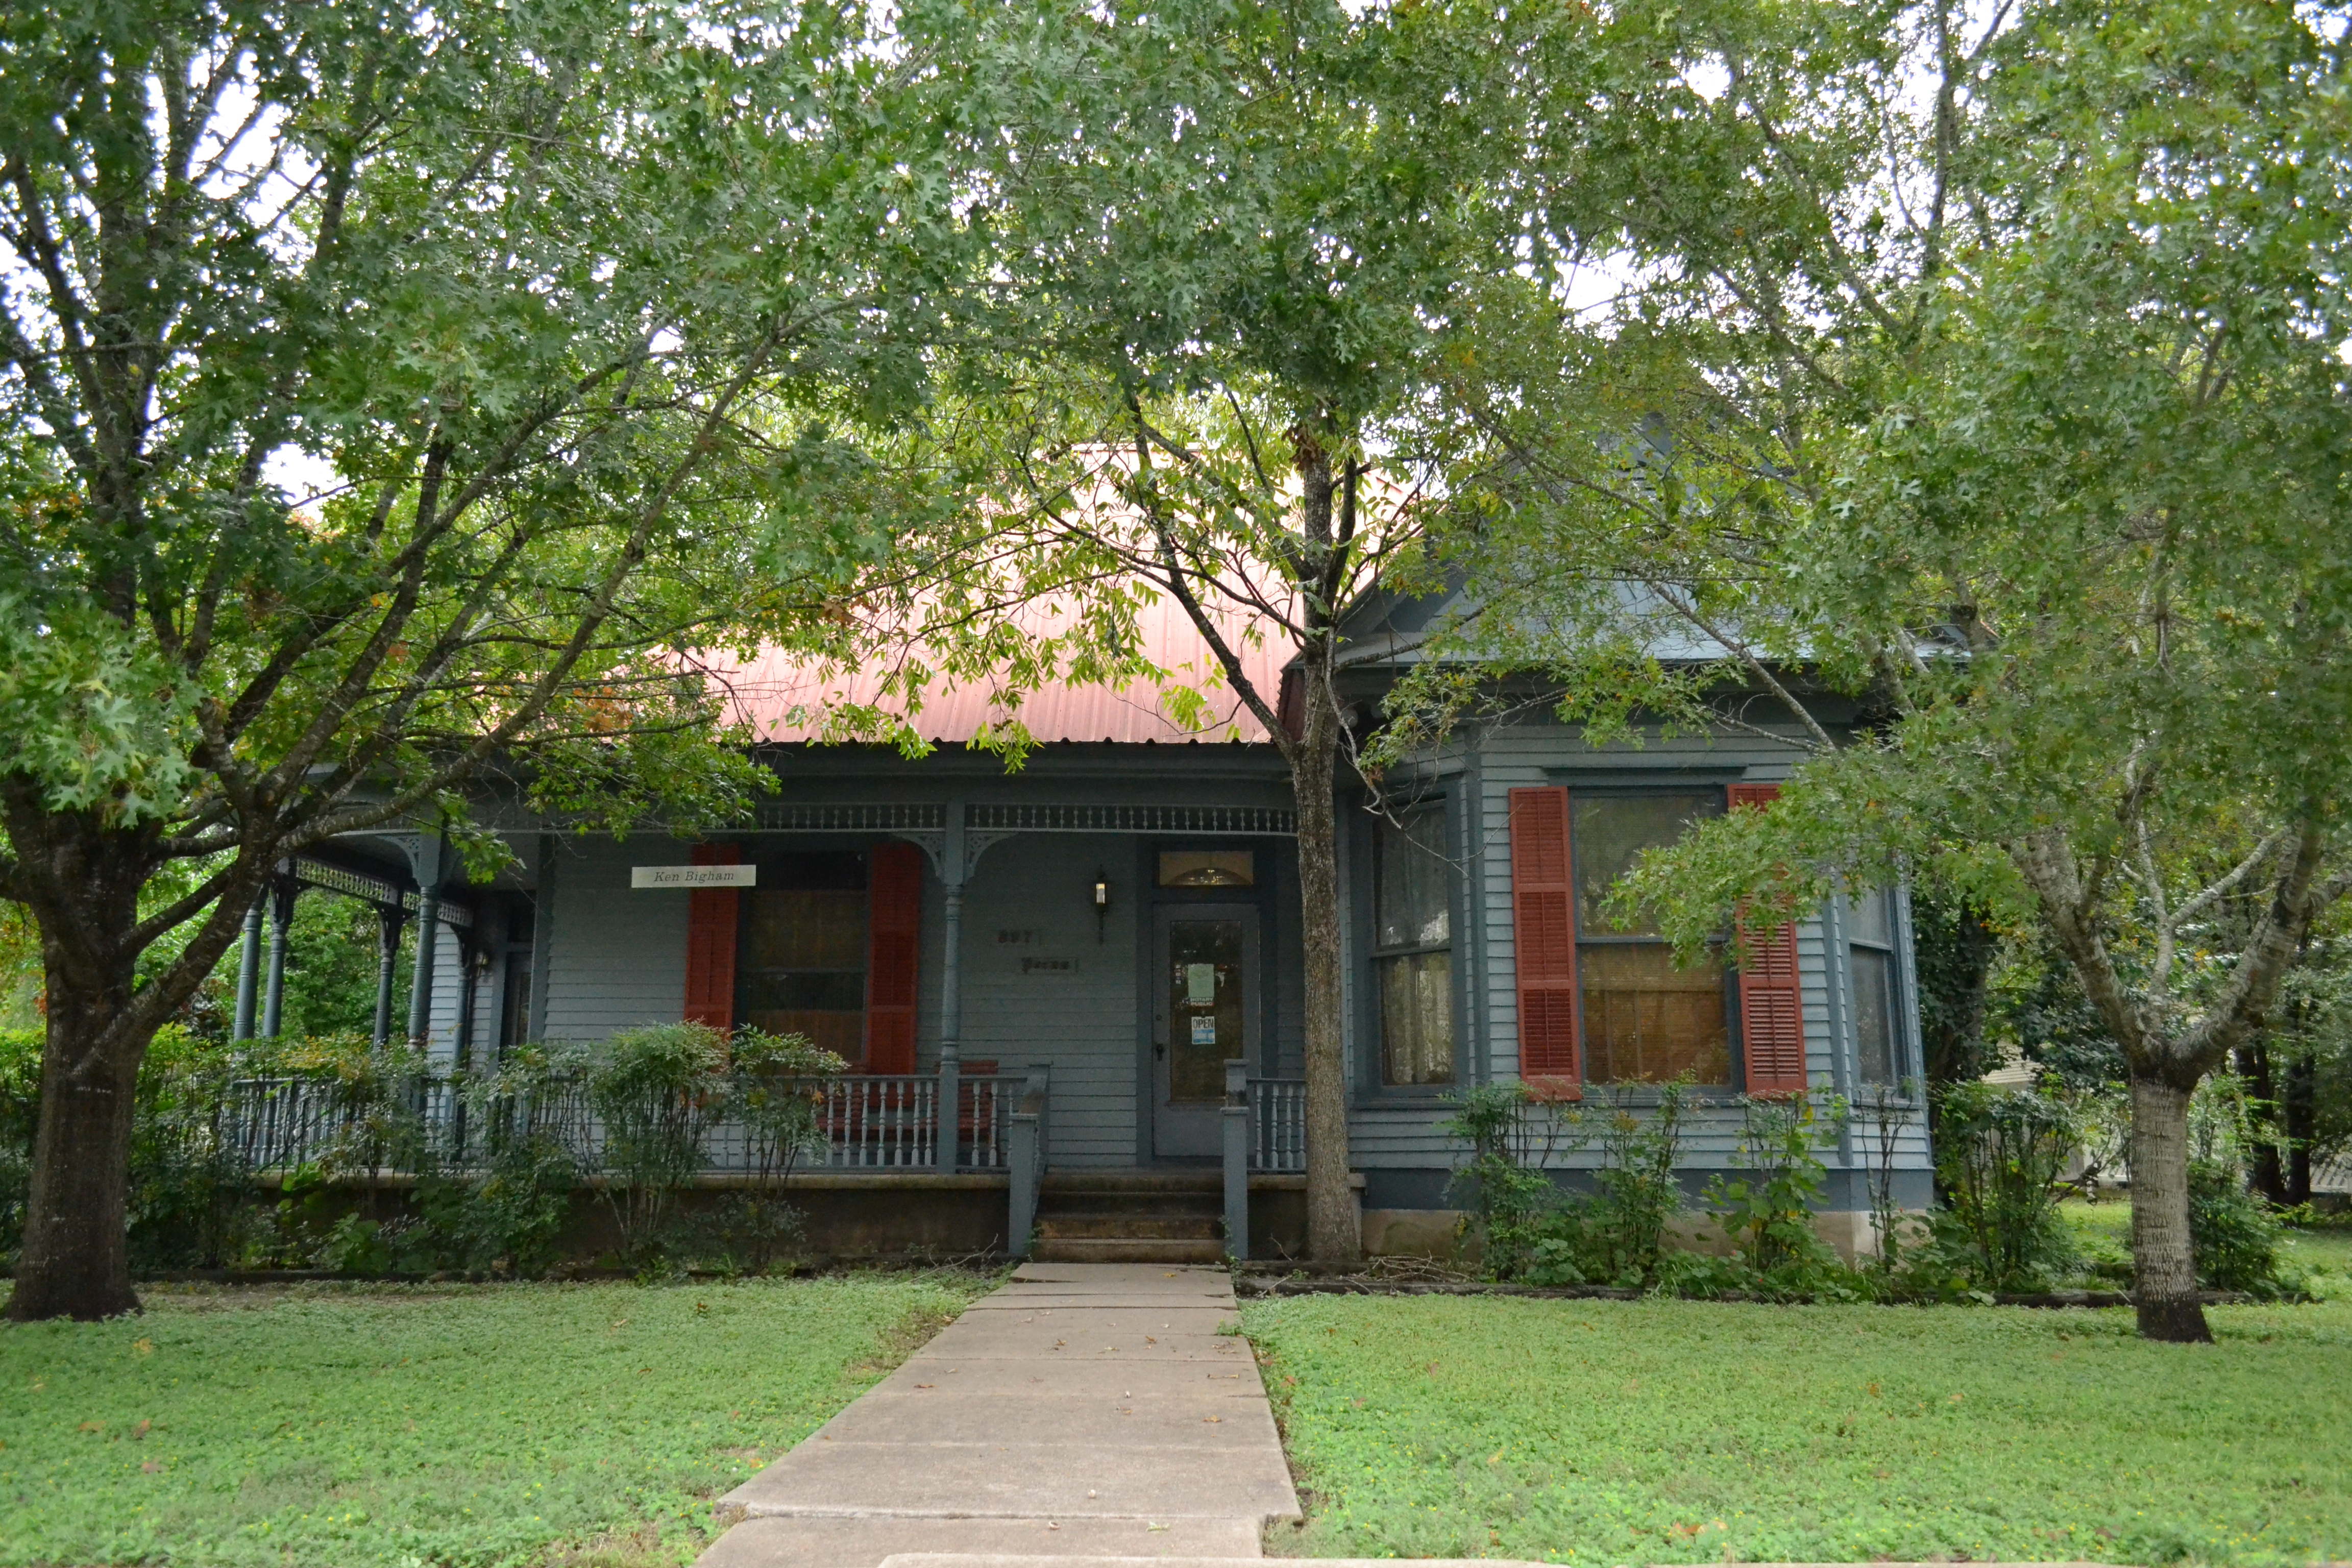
[242,754,1333,1260]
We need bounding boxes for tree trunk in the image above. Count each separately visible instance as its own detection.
[9,959,145,1320]
[1291,690,1358,1264]
[2285,1050,2316,1207]
[1276,426,1359,1268]
[2128,1072,2211,1343]
[2238,1041,2289,1205]
[4,791,265,1321]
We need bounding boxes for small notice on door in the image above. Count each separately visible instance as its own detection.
[1185,963,1216,1004]
[1190,1015,1219,1045]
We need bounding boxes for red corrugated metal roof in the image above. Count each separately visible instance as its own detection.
[709,591,1293,746]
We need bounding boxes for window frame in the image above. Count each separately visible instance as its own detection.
[1356,791,1466,1098]
[1843,886,1916,1097]
[732,848,874,1061]
[1562,785,1743,1093]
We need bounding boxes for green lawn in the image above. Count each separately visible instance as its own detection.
[1245,1292,2352,1565]
[2062,1202,2352,1298]
[0,1273,994,1568]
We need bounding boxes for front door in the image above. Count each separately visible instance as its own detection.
[1151,905,1257,1159]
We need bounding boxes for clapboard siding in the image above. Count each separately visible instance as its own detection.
[541,836,689,1042]
[916,834,1140,1168]
[417,912,507,1066]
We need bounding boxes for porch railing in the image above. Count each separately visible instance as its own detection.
[1247,1077,1307,1172]
[1221,1072,1309,1264]
[218,1071,1028,1176]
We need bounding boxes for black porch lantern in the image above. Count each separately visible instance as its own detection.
[1092,869,1111,943]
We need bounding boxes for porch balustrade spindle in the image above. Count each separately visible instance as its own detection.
[1247,1078,1307,1173]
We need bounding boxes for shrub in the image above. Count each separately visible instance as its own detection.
[317,1209,396,1275]
[270,1033,433,1182]
[1703,1093,1854,1297]
[721,1027,843,1272]
[0,1027,37,1261]
[370,1045,585,1277]
[126,1025,276,1267]
[1931,1081,2079,1291]
[2173,1073,2299,1295]
[1442,1082,1577,1281]
[1444,1080,1697,1290]
[586,1021,730,1267]
[2186,1158,2302,1296]
[1523,1083,1696,1289]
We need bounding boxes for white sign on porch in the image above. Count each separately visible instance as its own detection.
[630,865,758,889]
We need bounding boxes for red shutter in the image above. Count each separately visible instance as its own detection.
[683,843,741,1032]
[1508,787,1582,1097]
[1728,783,1808,1096]
[864,841,923,1074]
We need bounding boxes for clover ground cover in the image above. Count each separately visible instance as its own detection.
[0,1272,991,1567]
[1246,1291,2352,1564]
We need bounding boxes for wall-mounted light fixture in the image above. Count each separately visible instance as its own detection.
[1092,870,1111,944]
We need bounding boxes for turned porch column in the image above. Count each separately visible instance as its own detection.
[372,904,404,1048]
[260,872,296,1040]
[405,832,446,1049]
[232,899,264,1042]
[937,807,965,1173]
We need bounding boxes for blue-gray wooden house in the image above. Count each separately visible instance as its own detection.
[274,590,1932,1261]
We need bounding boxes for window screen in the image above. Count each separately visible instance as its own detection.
[737,852,868,1061]
[1374,810,1455,1087]
[1849,890,1901,1086]
[1569,792,1731,1085]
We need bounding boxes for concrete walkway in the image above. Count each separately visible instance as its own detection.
[699,1263,1301,1566]
[696,1265,2116,1567]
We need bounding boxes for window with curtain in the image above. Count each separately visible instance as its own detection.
[736,852,869,1062]
[1570,791,1732,1085]
[1848,889,1901,1086]
[1374,807,1456,1087]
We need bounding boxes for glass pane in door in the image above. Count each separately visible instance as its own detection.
[1166,919,1244,1102]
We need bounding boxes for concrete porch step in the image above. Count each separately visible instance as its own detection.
[1037,1214,1221,1241]
[1028,1237,1226,1264]
[1038,1175,1222,1220]
[1037,1194,1222,1219]
[1040,1171,1220,1194]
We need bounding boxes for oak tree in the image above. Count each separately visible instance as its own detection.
[0,0,951,1318]
[1400,0,2352,1339]
[859,0,1583,1260]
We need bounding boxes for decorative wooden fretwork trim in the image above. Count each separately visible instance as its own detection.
[753,802,948,831]
[292,859,473,927]
[963,803,1296,836]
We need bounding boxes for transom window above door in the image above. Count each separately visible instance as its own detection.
[1159,849,1255,887]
